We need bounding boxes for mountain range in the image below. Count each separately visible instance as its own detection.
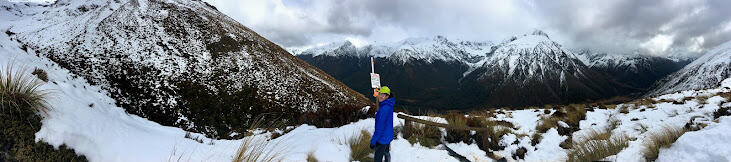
[294,30,692,109]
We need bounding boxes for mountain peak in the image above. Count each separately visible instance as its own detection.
[531,29,549,38]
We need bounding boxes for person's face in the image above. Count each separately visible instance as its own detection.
[377,93,388,102]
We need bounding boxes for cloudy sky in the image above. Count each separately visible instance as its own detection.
[203,0,731,57]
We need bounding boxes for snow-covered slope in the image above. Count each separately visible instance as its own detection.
[575,50,690,89]
[648,40,731,96]
[461,30,636,107]
[1,0,369,138]
[294,35,493,65]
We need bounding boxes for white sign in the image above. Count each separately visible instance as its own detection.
[370,73,381,88]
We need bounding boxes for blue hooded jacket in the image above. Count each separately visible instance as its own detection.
[371,98,395,145]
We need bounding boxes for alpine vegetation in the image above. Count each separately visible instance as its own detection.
[0,65,50,116]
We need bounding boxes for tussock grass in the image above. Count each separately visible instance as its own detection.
[1,65,51,116]
[404,121,441,148]
[536,116,560,133]
[536,104,586,134]
[696,95,709,105]
[642,126,688,161]
[567,133,629,162]
[618,104,630,114]
[567,115,626,162]
[718,91,731,100]
[445,113,472,144]
[530,132,542,146]
[306,151,318,162]
[232,116,290,162]
[0,64,85,161]
[475,126,513,152]
[348,130,374,162]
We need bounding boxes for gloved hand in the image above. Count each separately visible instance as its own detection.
[370,143,376,149]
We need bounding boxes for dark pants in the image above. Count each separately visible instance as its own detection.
[374,143,390,162]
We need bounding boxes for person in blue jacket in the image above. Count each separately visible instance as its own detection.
[370,86,394,162]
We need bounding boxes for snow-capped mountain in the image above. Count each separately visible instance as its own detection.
[1,0,368,138]
[297,31,647,108]
[295,36,495,109]
[575,50,691,89]
[457,30,637,107]
[648,40,731,96]
[294,35,494,65]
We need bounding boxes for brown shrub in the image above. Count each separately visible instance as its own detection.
[297,104,370,128]
[445,113,472,144]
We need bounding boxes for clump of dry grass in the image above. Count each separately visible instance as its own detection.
[718,91,731,100]
[232,116,290,162]
[445,113,472,144]
[536,116,560,133]
[530,132,542,146]
[349,130,373,162]
[696,95,709,105]
[566,114,626,161]
[403,121,441,148]
[618,104,630,114]
[1,65,51,116]
[566,132,629,162]
[474,126,513,152]
[306,151,318,162]
[641,126,688,161]
[535,104,587,135]
[632,98,657,108]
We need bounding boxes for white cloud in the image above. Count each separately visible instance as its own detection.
[641,34,675,55]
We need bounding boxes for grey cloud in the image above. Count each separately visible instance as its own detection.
[207,0,731,57]
[534,0,731,56]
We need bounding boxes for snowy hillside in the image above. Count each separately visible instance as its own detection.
[648,40,731,96]
[575,50,690,89]
[1,0,369,138]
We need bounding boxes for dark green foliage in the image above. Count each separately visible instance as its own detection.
[0,93,86,161]
[205,35,243,58]
[176,80,289,139]
[298,104,371,128]
[714,107,730,119]
[0,111,87,161]
[1,70,86,161]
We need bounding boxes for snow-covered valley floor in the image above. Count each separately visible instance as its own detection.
[3,27,731,161]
